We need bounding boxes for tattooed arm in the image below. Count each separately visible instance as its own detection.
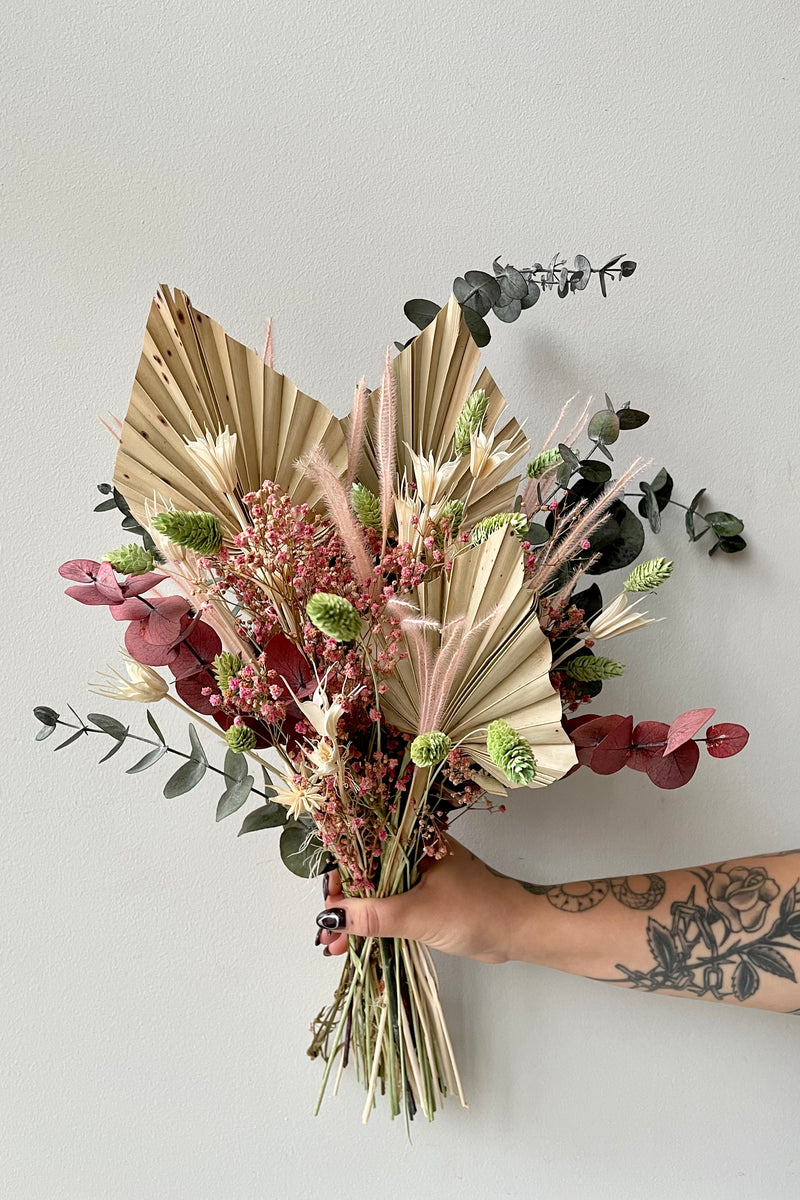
[316,839,800,1014]
[494,847,800,1012]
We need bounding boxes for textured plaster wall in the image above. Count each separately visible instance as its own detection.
[3,2,799,1197]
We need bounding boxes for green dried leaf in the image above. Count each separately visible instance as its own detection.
[587,409,620,446]
[557,443,580,471]
[704,511,744,537]
[279,822,332,878]
[525,523,550,547]
[146,709,166,743]
[54,729,86,751]
[403,298,441,331]
[238,802,288,835]
[35,724,56,741]
[578,461,612,484]
[127,745,168,773]
[98,738,128,763]
[34,706,59,727]
[187,724,206,763]
[87,713,128,740]
[163,756,207,798]
[224,747,247,783]
[639,483,662,533]
[685,488,706,541]
[714,534,747,554]
[216,774,254,822]
[616,408,650,430]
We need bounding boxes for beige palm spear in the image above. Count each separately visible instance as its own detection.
[112,285,348,540]
[378,525,578,791]
[344,293,530,524]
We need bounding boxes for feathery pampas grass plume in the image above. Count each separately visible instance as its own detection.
[375,347,397,546]
[301,445,374,587]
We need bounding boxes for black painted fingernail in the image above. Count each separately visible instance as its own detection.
[314,928,322,946]
[322,872,329,901]
[316,907,346,931]
[323,946,331,956]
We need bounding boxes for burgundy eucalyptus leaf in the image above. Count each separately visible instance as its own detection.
[628,720,670,772]
[93,561,125,602]
[705,722,750,758]
[109,597,151,621]
[646,739,700,788]
[174,670,220,715]
[121,572,168,596]
[663,707,716,756]
[124,619,182,666]
[168,620,223,679]
[570,714,627,767]
[63,584,112,606]
[590,714,634,775]
[58,559,101,582]
[140,596,191,645]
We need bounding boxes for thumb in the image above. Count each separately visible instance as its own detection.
[315,888,423,942]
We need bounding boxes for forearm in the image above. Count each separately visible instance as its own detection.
[506,849,800,1013]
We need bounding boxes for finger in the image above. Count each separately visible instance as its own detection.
[322,867,342,900]
[315,889,422,942]
[325,931,348,956]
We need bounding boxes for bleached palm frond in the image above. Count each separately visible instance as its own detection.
[112,285,348,540]
[379,526,577,790]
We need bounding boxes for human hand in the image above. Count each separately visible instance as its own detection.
[314,836,536,964]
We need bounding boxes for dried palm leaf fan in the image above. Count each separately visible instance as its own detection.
[112,285,348,540]
[378,525,577,791]
[344,294,530,525]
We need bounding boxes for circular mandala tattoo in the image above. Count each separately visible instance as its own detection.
[609,873,666,910]
[545,879,611,912]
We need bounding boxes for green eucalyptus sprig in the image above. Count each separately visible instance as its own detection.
[32,704,286,833]
[398,253,637,349]
[524,395,746,566]
[94,483,162,560]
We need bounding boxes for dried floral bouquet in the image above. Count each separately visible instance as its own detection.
[36,268,749,1125]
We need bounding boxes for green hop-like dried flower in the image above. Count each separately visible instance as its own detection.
[306,593,363,642]
[212,652,243,694]
[623,556,674,592]
[410,731,453,768]
[103,543,155,575]
[564,655,625,682]
[470,511,528,545]
[152,509,222,556]
[225,724,257,754]
[454,388,489,455]
[486,719,538,785]
[439,498,464,535]
[526,447,563,478]
[351,482,382,531]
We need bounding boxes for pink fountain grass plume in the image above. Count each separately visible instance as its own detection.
[98,412,123,442]
[527,457,650,596]
[260,316,274,368]
[537,553,601,620]
[561,396,593,449]
[540,393,578,452]
[346,376,368,486]
[375,347,397,548]
[301,444,374,588]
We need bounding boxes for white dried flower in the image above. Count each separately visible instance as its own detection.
[89,650,169,703]
[184,425,239,493]
[468,426,515,479]
[587,591,664,641]
[404,444,461,506]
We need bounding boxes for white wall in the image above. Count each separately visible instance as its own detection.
[3,2,799,1196]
